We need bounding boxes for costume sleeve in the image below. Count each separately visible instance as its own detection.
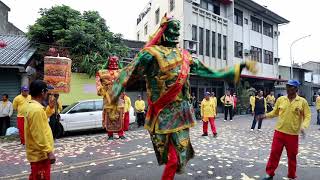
[29,110,53,153]
[110,51,153,102]
[302,99,311,129]
[266,98,280,118]
[190,58,241,83]
[96,72,106,96]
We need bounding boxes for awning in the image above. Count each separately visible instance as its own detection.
[241,74,287,82]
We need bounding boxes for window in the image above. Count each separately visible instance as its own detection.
[251,16,262,33]
[206,29,210,56]
[95,100,103,111]
[218,34,222,59]
[155,8,160,25]
[212,31,216,57]
[144,23,148,35]
[192,25,197,41]
[234,41,243,58]
[264,50,273,65]
[200,0,208,10]
[71,101,95,113]
[234,8,243,26]
[263,21,273,37]
[137,32,140,41]
[213,4,220,15]
[208,3,214,12]
[169,0,175,12]
[199,27,204,55]
[223,35,227,60]
[251,46,262,62]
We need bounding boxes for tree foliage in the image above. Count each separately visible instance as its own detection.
[28,5,128,76]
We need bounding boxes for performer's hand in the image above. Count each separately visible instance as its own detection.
[48,152,56,164]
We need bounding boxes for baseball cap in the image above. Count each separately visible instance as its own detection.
[286,80,300,88]
[29,80,54,97]
[204,92,210,96]
[21,86,29,91]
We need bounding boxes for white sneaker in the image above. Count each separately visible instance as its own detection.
[250,129,254,131]
[230,120,233,122]
[224,120,226,122]
[258,129,262,132]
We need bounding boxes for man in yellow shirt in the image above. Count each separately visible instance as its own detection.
[220,90,234,122]
[135,95,146,127]
[260,80,311,180]
[266,91,276,112]
[201,92,217,137]
[24,80,55,179]
[316,93,320,125]
[123,93,131,131]
[13,86,31,144]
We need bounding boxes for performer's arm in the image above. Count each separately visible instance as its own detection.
[110,51,153,102]
[190,59,257,83]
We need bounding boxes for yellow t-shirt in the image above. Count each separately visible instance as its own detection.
[24,100,54,162]
[201,98,216,121]
[266,95,311,135]
[266,95,276,105]
[316,96,320,110]
[210,97,217,108]
[124,95,131,113]
[135,100,145,112]
[250,96,255,107]
[13,94,31,117]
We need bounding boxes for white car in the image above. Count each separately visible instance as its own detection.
[59,99,136,134]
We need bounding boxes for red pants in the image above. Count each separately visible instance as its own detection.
[107,130,124,137]
[162,142,178,180]
[124,112,130,131]
[266,130,298,179]
[203,117,217,134]
[17,117,25,144]
[29,159,51,180]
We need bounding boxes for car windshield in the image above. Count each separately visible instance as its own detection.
[60,102,78,114]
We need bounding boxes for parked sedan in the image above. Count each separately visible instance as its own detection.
[59,99,136,134]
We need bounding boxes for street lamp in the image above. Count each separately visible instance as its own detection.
[290,34,311,79]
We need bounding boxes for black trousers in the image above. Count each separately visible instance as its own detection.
[49,115,60,139]
[251,114,263,129]
[0,116,10,136]
[137,112,145,127]
[224,106,233,120]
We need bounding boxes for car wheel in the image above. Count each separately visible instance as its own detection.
[56,123,64,139]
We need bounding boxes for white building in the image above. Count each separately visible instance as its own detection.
[136,0,289,103]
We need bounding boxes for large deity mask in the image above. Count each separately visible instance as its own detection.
[162,19,181,45]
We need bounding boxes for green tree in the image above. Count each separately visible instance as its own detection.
[28,5,128,76]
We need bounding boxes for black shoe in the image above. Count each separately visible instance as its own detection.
[262,175,273,180]
[202,133,208,136]
[107,136,114,140]
[213,133,218,138]
[119,136,126,139]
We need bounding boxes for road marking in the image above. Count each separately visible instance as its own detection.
[0,150,150,180]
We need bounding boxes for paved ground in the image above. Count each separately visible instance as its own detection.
[0,108,320,180]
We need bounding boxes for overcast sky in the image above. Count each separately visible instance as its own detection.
[2,0,319,66]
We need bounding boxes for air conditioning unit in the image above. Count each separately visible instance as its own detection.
[184,40,197,54]
[274,57,280,63]
[274,31,280,37]
[192,0,201,5]
[244,49,251,56]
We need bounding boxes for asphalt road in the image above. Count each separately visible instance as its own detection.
[0,108,319,180]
